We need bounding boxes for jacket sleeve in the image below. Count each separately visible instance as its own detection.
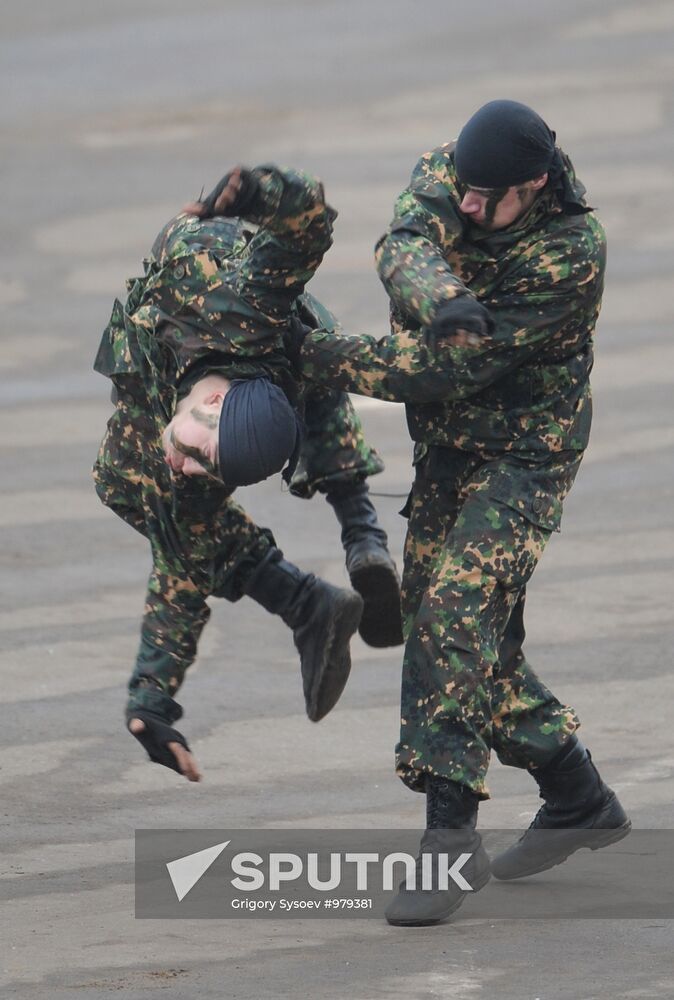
[299,223,606,404]
[130,165,336,381]
[233,164,337,323]
[375,146,469,328]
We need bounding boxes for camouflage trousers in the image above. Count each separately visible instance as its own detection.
[397,445,583,799]
[92,375,382,718]
[288,383,383,498]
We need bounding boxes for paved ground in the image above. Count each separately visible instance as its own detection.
[2,1,674,997]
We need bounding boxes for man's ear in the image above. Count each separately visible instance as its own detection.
[531,173,548,191]
[203,390,225,407]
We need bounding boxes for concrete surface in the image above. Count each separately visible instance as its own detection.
[1,1,673,997]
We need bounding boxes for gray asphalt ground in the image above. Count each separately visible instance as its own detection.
[2,1,674,997]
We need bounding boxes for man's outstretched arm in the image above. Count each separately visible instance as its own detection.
[291,231,604,405]
[123,562,212,782]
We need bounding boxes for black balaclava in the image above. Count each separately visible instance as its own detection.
[217,377,301,487]
[454,99,586,214]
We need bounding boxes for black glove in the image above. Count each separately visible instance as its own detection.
[126,707,191,774]
[430,296,494,340]
[283,316,312,373]
[199,168,260,219]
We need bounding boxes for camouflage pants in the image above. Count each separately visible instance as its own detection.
[289,383,383,498]
[397,445,582,798]
[93,376,381,716]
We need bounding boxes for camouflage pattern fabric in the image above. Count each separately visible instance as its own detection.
[299,143,604,462]
[288,291,383,497]
[93,374,276,720]
[92,165,381,721]
[296,145,604,795]
[397,446,580,797]
[94,165,338,425]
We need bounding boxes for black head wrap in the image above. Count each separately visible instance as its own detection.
[455,100,558,187]
[454,100,585,212]
[217,377,301,487]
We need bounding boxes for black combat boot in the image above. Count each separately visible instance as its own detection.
[244,549,363,722]
[385,776,491,927]
[491,736,631,880]
[325,482,403,648]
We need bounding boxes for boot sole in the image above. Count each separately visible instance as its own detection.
[306,591,363,722]
[492,819,632,881]
[349,562,404,649]
[385,868,492,927]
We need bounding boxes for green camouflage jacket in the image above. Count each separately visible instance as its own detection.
[94,165,336,426]
[299,143,606,460]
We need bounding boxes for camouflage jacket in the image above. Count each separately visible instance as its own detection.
[94,165,336,427]
[299,144,606,460]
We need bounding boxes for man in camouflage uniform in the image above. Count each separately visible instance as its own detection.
[287,101,630,924]
[93,164,402,782]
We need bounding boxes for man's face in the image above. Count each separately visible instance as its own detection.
[457,177,545,231]
[162,404,221,477]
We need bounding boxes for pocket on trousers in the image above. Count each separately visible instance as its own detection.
[486,475,563,533]
[458,486,557,593]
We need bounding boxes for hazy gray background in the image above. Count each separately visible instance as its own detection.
[2,1,673,997]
